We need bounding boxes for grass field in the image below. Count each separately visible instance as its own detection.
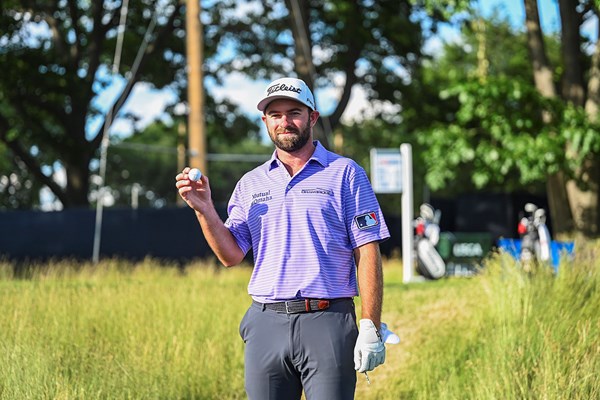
[1,241,599,399]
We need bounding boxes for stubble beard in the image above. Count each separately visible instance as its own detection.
[268,121,312,152]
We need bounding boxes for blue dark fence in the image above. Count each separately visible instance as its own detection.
[0,207,215,262]
[0,193,548,263]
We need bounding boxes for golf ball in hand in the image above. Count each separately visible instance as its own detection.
[188,168,202,181]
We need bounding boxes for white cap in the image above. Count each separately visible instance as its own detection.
[257,77,316,112]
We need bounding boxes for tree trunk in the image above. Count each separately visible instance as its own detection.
[65,162,91,207]
[524,0,555,98]
[523,0,575,234]
[285,0,330,148]
[558,0,585,106]
[582,15,600,235]
[585,21,600,119]
[559,0,599,235]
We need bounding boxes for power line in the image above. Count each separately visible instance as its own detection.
[93,2,163,264]
[112,142,270,162]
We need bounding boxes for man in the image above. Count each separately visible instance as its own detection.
[175,77,390,399]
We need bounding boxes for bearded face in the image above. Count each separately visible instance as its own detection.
[267,116,312,152]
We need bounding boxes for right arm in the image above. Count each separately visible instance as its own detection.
[175,168,245,267]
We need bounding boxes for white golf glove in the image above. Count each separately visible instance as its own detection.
[354,319,386,373]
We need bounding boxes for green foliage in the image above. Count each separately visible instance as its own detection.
[0,0,191,207]
[417,75,600,194]
[337,118,429,215]
[206,140,272,205]
[207,0,424,119]
[409,12,597,196]
[419,77,563,192]
[103,92,265,208]
[105,121,181,208]
[0,143,44,210]
[410,0,473,19]
[0,0,428,209]
[560,105,600,187]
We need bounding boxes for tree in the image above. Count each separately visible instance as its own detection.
[204,0,425,145]
[413,2,600,236]
[523,0,600,235]
[0,141,45,209]
[0,0,188,208]
[104,96,263,208]
[1,0,429,210]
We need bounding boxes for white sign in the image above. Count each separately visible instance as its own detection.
[370,148,402,193]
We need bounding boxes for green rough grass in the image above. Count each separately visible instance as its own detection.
[359,240,600,400]
[0,258,249,399]
[1,240,599,399]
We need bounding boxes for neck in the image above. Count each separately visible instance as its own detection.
[277,141,316,176]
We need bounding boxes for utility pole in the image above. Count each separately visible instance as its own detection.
[176,120,186,206]
[185,0,207,173]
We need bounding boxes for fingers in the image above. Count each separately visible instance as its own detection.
[175,167,191,182]
[175,167,210,205]
[355,349,385,373]
[175,167,203,185]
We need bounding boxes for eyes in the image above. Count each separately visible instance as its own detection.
[266,110,305,121]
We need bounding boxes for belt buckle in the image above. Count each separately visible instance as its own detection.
[285,301,294,314]
[284,300,307,314]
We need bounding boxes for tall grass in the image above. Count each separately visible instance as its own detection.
[363,241,600,400]
[1,241,599,399]
[0,258,249,399]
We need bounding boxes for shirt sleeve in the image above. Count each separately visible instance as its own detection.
[344,163,390,249]
[224,181,252,255]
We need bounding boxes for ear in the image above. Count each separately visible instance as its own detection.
[309,110,320,127]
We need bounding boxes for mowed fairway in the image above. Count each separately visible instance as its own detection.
[1,241,599,399]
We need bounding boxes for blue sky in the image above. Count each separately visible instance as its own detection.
[479,0,559,31]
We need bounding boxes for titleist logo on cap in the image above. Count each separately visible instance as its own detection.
[257,77,316,111]
[266,83,302,96]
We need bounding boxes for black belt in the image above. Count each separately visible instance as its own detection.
[253,298,351,314]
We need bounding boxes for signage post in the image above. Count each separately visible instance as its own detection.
[370,145,414,283]
[400,144,414,283]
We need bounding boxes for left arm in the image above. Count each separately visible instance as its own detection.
[354,241,383,329]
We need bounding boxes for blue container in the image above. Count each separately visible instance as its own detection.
[497,238,575,273]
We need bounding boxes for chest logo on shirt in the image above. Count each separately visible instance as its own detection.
[355,212,379,230]
[301,188,333,196]
[251,190,272,205]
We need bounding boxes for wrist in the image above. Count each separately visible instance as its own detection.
[360,317,381,331]
[359,319,383,341]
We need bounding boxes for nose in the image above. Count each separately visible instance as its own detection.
[281,114,295,126]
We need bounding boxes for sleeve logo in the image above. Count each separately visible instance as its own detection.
[355,212,379,230]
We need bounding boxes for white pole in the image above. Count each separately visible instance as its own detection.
[401,143,414,283]
[131,183,140,209]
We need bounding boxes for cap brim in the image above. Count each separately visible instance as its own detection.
[257,96,313,112]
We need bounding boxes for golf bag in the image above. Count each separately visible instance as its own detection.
[414,203,446,279]
[517,203,552,267]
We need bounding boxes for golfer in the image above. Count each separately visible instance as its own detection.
[176,77,390,399]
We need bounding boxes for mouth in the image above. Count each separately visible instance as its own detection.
[277,130,298,136]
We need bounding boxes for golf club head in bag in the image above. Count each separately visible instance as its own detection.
[518,203,552,267]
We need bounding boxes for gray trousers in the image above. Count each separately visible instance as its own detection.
[239,299,358,400]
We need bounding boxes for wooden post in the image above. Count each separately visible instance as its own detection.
[185,0,206,174]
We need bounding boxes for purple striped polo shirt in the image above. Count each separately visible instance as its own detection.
[224,141,390,303]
